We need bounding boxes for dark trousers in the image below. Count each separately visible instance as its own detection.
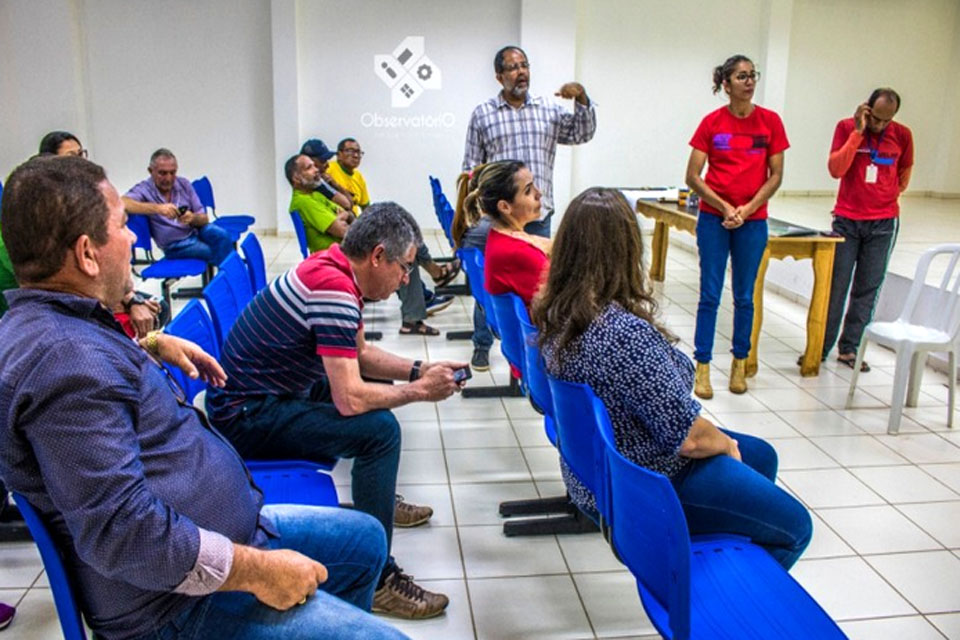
[822,216,899,358]
[216,381,402,579]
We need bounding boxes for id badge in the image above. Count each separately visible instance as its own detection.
[865,164,878,184]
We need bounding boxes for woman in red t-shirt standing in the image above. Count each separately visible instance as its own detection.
[685,54,789,399]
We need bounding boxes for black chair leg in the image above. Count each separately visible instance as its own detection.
[363,331,383,341]
[445,329,474,340]
[463,374,524,398]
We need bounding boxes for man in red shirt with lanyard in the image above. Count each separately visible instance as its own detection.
[822,88,913,371]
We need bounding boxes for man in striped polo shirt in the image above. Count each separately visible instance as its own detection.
[207,202,466,620]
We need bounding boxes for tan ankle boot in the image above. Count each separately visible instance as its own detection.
[729,358,748,394]
[694,362,713,399]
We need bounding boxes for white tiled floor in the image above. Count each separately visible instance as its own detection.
[4,215,960,639]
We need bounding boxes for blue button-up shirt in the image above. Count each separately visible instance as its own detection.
[0,289,274,640]
[462,93,597,217]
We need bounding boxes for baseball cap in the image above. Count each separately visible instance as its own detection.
[300,139,336,161]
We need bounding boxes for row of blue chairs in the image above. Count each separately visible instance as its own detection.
[13,231,337,640]
[486,286,846,638]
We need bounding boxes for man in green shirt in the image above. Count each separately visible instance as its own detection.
[286,154,353,253]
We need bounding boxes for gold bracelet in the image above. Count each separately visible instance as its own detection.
[144,330,162,356]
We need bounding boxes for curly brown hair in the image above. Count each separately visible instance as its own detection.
[532,187,675,354]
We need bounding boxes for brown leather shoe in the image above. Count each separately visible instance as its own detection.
[694,362,713,399]
[729,358,748,394]
[372,566,449,619]
[394,494,433,528]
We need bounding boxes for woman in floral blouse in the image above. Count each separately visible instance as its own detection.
[534,187,811,569]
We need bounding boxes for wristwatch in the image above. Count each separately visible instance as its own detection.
[123,292,148,311]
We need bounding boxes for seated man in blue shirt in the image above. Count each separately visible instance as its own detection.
[0,155,408,640]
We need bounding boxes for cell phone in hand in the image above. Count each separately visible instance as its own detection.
[453,366,472,383]
[177,205,188,217]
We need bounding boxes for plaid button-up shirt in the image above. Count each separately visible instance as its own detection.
[462,92,597,217]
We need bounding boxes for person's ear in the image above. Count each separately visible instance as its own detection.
[372,245,386,267]
[497,199,512,218]
[72,235,101,278]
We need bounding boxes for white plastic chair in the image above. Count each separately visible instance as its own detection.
[846,244,960,434]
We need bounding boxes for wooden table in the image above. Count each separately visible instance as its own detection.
[637,200,843,377]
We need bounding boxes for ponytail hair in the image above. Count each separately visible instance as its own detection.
[453,168,482,248]
[712,54,752,94]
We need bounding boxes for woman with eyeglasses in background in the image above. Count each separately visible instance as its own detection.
[685,54,789,400]
[38,130,88,157]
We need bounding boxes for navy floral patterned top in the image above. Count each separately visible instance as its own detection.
[542,303,702,514]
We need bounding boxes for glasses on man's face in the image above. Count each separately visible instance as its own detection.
[397,259,416,276]
[733,71,761,83]
[65,149,89,158]
[502,62,530,73]
[342,148,364,156]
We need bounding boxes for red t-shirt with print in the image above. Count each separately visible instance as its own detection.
[689,105,790,221]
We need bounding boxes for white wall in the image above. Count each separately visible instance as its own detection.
[295,0,520,231]
[571,0,767,202]
[782,0,960,194]
[2,0,959,234]
[0,0,277,230]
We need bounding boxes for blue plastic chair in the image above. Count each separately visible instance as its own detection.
[127,214,208,308]
[597,405,846,639]
[163,299,220,403]
[489,292,528,390]
[459,247,499,339]
[246,460,339,507]
[290,210,310,259]
[240,232,268,293]
[192,176,255,237]
[12,492,87,640]
[547,377,612,528]
[202,254,253,348]
[517,314,557,446]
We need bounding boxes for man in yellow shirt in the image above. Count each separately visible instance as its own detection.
[327,138,370,215]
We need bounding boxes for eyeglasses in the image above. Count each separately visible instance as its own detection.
[341,148,364,156]
[64,149,89,158]
[733,71,761,83]
[502,62,530,73]
[397,259,416,276]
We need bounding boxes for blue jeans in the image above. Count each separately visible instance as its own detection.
[137,505,409,640]
[671,430,812,570]
[473,304,493,351]
[163,224,235,267]
[694,214,768,362]
[212,382,401,580]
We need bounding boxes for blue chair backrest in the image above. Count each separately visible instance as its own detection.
[547,376,611,524]
[489,293,527,381]
[12,493,87,640]
[290,210,309,259]
[600,412,692,639]
[240,232,268,292]
[203,260,251,348]
[164,299,219,403]
[219,251,254,305]
[437,193,456,248]
[126,213,154,255]
[458,247,499,338]
[192,176,215,212]
[518,314,558,445]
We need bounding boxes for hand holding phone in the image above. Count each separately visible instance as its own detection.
[453,366,472,383]
[177,205,188,217]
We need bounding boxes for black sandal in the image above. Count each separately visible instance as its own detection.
[837,355,870,372]
[433,259,462,289]
[399,321,440,336]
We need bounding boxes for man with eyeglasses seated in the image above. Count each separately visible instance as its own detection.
[821,88,914,373]
[286,151,356,254]
[323,137,457,335]
[0,155,410,640]
[206,202,467,620]
[462,45,597,238]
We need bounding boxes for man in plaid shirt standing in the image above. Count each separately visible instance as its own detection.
[462,46,597,237]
